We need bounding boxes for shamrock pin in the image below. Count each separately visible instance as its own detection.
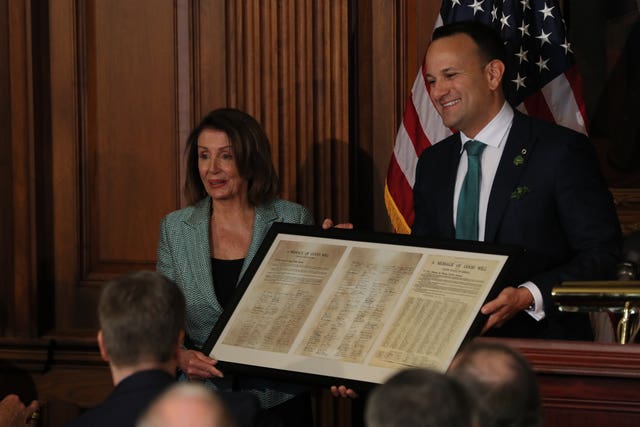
[513,148,527,166]
[510,186,531,200]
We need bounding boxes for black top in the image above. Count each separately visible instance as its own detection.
[211,258,244,309]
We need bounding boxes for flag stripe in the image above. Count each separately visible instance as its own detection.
[564,65,589,131]
[400,97,428,164]
[393,124,420,188]
[523,91,556,124]
[540,72,586,134]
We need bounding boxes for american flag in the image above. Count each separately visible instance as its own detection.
[385,0,588,233]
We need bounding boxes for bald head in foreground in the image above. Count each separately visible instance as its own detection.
[448,341,542,427]
[138,382,236,427]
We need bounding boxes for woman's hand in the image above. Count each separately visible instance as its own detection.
[178,348,224,380]
[330,385,359,399]
[321,218,354,229]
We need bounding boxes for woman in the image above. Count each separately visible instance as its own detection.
[157,108,315,425]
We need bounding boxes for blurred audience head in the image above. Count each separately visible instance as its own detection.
[137,382,236,427]
[365,368,474,427]
[448,341,542,427]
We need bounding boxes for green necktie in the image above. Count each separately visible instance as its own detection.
[456,140,486,241]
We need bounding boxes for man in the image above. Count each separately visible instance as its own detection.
[448,342,542,427]
[448,341,542,427]
[364,368,474,427]
[65,271,185,427]
[413,20,621,339]
[137,382,236,427]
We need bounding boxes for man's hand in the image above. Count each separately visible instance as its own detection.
[330,385,358,399]
[480,287,534,334]
[0,394,39,427]
[178,348,224,380]
[321,219,354,229]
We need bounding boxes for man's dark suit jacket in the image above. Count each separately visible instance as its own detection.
[64,369,174,427]
[412,111,622,339]
[64,369,261,427]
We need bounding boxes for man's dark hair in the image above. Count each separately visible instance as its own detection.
[365,368,473,427]
[99,271,185,367]
[184,108,279,206]
[449,341,543,427]
[432,20,507,66]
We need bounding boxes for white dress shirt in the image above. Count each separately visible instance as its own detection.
[453,102,545,320]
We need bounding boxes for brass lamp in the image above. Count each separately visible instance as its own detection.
[552,281,640,344]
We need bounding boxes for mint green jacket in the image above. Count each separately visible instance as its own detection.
[156,197,314,407]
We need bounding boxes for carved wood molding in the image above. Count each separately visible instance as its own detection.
[0,336,112,423]
[0,336,106,372]
[489,337,640,378]
[611,188,640,235]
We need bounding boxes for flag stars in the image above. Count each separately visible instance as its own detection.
[500,13,511,29]
[451,0,461,7]
[560,37,573,54]
[536,55,550,72]
[520,0,531,11]
[536,29,552,46]
[512,73,527,91]
[518,22,530,37]
[515,46,529,64]
[468,0,484,16]
[539,2,555,21]
[491,6,498,22]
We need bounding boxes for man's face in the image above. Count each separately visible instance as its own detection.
[425,33,501,137]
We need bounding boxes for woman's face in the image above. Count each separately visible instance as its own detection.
[197,129,248,203]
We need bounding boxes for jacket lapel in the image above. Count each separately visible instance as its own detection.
[485,111,535,242]
[184,198,222,312]
[241,201,280,280]
[443,136,463,237]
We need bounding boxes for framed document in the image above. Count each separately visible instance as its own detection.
[203,223,519,389]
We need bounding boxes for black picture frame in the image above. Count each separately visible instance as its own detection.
[203,223,521,390]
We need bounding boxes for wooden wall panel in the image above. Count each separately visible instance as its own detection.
[81,0,178,270]
[0,0,13,336]
[49,0,185,331]
[83,0,179,273]
[1,0,38,338]
[198,0,350,223]
[352,0,438,231]
[49,0,83,332]
[41,0,350,332]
